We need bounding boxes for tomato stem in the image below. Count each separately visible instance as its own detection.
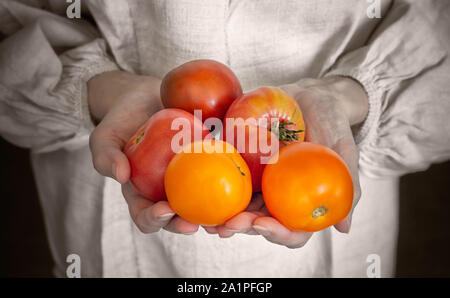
[272,122,304,142]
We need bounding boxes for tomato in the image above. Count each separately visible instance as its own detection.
[160,59,243,120]
[223,87,305,192]
[124,108,210,201]
[164,140,252,226]
[262,142,353,232]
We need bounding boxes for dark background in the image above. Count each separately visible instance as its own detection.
[1,137,449,277]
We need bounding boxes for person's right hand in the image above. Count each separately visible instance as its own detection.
[207,76,368,248]
[88,70,199,235]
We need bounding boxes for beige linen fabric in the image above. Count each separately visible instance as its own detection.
[0,0,449,277]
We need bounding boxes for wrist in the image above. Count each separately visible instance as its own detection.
[323,76,369,126]
[87,71,161,123]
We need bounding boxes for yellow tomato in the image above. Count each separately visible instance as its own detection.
[164,140,252,226]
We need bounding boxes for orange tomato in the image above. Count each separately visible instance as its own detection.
[262,142,353,232]
[164,140,252,226]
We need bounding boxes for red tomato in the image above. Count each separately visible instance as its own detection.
[124,108,210,201]
[223,87,305,192]
[262,142,353,232]
[160,59,243,120]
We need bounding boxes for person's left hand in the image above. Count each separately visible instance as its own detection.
[204,76,369,248]
[88,70,199,235]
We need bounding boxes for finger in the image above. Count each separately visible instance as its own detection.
[131,201,176,234]
[203,226,219,234]
[219,211,266,236]
[122,182,176,233]
[252,217,313,248]
[332,134,362,234]
[333,134,360,188]
[89,124,130,184]
[163,216,199,235]
[215,193,269,237]
[334,213,353,234]
[246,192,266,211]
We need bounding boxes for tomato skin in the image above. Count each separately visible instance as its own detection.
[124,108,210,201]
[262,142,353,232]
[223,87,305,192]
[161,59,243,120]
[164,140,252,226]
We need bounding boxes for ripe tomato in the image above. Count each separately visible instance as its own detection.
[262,142,353,232]
[223,87,305,192]
[124,108,210,201]
[160,59,243,120]
[164,140,252,226]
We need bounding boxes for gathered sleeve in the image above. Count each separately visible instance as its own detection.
[325,0,450,178]
[0,0,119,153]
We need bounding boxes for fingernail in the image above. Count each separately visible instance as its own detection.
[156,213,175,221]
[226,229,242,233]
[219,230,235,238]
[184,231,197,235]
[205,229,217,235]
[253,225,271,237]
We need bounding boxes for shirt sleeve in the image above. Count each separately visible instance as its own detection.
[0,0,119,153]
[324,0,450,178]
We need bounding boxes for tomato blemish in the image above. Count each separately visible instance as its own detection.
[231,158,246,176]
[312,206,328,218]
[134,131,145,145]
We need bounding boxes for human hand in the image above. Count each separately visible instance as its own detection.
[88,71,198,234]
[208,76,368,247]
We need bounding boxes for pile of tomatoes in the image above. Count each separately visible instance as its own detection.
[124,60,353,232]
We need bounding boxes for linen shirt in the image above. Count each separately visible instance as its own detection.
[1,0,449,277]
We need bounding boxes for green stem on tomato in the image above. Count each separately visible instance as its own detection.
[273,122,304,142]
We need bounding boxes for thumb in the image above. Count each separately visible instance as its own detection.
[331,130,361,234]
[89,126,131,184]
